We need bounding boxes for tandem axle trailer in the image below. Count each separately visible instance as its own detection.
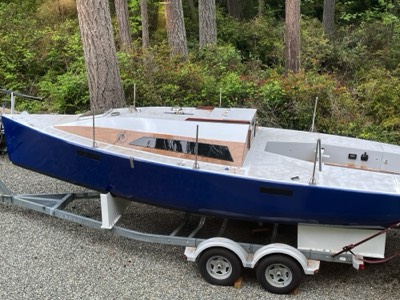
[0,179,396,294]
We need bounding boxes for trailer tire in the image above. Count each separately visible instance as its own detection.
[198,248,242,286]
[256,254,303,294]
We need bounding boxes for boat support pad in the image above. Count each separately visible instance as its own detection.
[100,193,130,229]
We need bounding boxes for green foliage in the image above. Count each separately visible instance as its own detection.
[2,0,400,145]
[218,72,254,107]
[126,0,142,37]
[217,13,283,66]
[38,67,89,114]
[315,17,400,79]
[37,20,89,113]
[356,67,400,127]
[339,0,400,24]
[255,70,357,133]
[0,3,87,113]
[301,18,333,72]
[36,0,76,22]
[255,75,286,127]
[192,44,244,76]
[0,3,47,93]
[118,44,252,108]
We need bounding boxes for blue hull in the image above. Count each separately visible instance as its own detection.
[3,116,400,227]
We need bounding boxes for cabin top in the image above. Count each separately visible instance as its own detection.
[117,106,258,124]
[51,107,259,167]
[69,107,256,143]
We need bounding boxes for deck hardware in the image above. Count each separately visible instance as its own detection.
[193,125,200,169]
[348,153,357,160]
[92,106,98,148]
[171,106,183,114]
[117,132,127,143]
[309,139,322,185]
[361,152,369,161]
[129,156,135,168]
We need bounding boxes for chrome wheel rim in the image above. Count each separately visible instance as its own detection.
[265,263,292,287]
[206,255,232,280]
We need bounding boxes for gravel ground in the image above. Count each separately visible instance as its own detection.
[1,154,400,300]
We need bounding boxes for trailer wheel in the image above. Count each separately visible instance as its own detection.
[198,248,242,286]
[256,254,303,294]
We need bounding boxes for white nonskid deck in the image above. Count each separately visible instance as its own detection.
[245,127,400,194]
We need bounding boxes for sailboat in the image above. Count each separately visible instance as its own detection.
[2,106,400,227]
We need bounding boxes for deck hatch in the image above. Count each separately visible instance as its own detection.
[130,137,234,162]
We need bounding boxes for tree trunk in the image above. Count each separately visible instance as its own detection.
[199,0,217,48]
[165,0,188,57]
[285,0,301,73]
[140,0,150,49]
[227,0,241,20]
[76,0,125,110]
[323,0,335,38]
[115,0,133,51]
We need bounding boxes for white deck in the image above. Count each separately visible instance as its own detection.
[245,127,400,194]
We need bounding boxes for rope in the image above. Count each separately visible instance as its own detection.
[356,251,400,264]
[332,221,400,264]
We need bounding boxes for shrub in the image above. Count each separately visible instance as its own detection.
[301,18,333,72]
[355,67,400,134]
[254,70,357,134]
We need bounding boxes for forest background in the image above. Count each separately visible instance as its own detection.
[1,0,400,144]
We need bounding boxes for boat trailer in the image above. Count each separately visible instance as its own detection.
[0,179,398,294]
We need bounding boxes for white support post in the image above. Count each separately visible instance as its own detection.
[100,193,130,229]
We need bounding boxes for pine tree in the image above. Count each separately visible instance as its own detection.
[199,0,217,48]
[285,0,301,73]
[76,0,125,110]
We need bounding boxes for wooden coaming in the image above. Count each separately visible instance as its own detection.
[55,125,247,167]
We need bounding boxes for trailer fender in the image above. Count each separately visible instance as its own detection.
[184,237,248,267]
[251,243,318,275]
